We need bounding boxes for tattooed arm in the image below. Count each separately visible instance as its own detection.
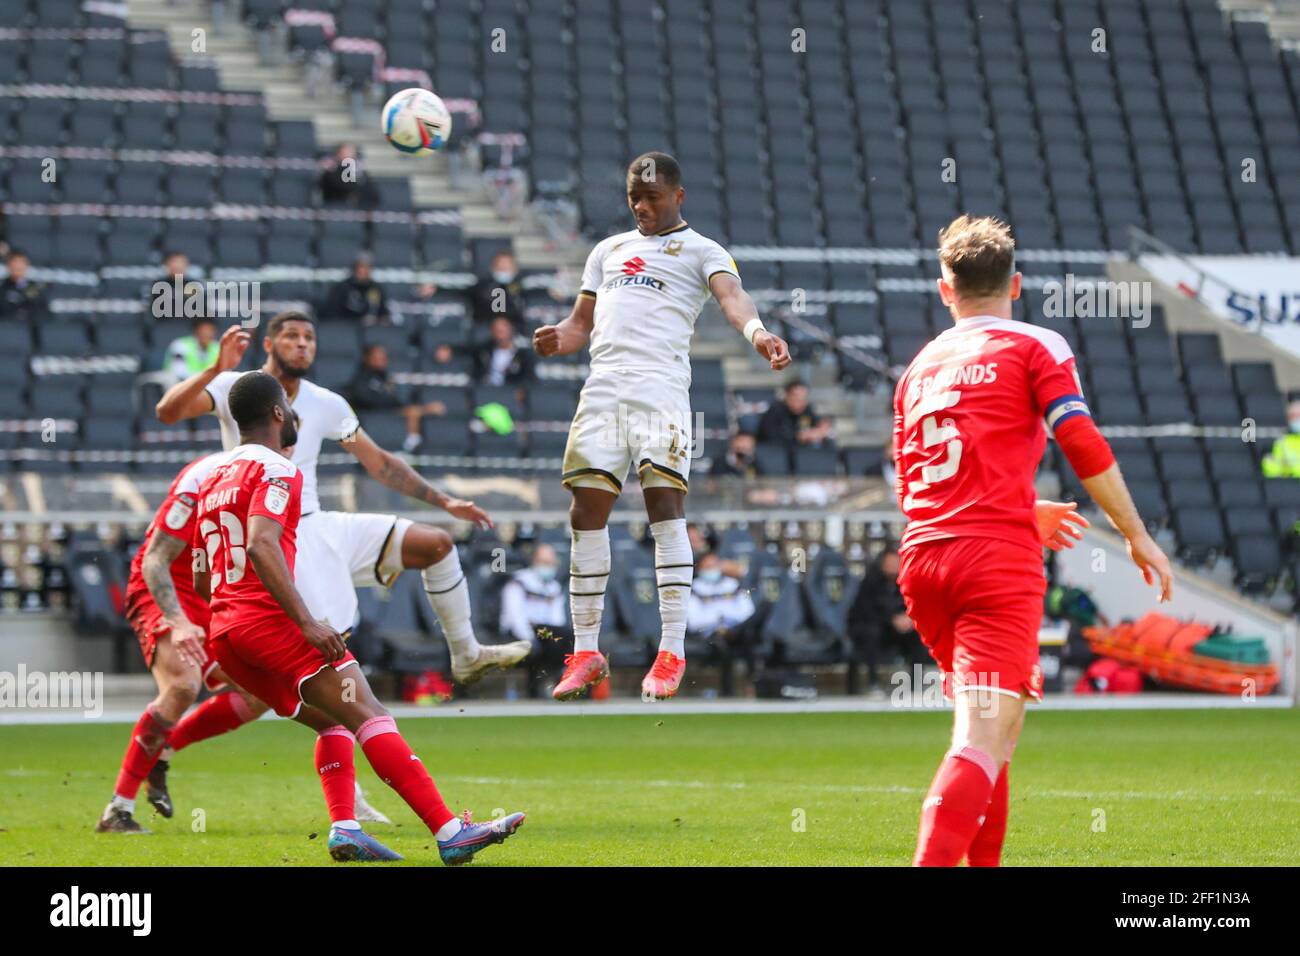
[343,427,493,529]
[141,532,207,667]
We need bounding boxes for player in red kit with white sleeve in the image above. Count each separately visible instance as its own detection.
[194,371,525,865]
[894,216,1174,867]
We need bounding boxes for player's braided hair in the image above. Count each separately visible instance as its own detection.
[228,370,287,431]
[937,215,1017,299]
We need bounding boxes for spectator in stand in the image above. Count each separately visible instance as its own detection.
[145,250,205,321]
[319,142,379,208]
[499,543,570,698]
[342,343,447,452]
[846,545,926,696]
[0,249,50,322]
[468,250,527,330]
[323,253,390,324]
[710,431,758,479]
[163,317,220,383]
[473,315,534,386]
[687,551,758,696]
[1261,400,1300,479]
[756,381,833,450]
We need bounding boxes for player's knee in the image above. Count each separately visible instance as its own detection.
[405,523,453,566]
[163,676,200,710]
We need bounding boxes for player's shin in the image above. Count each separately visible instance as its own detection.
[650,518,693,658]
[315,726,359,827]
[912,745,999,867]
[112,705,175,806]
[967,762,1010,867]
[421,548,479,662]
[355,714,457,838]
[569,526,611,653]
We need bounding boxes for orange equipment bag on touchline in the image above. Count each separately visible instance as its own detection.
[1083,612,1280,696]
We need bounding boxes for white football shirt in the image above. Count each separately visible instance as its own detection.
[579,222,738,382]
[205,371,359,515]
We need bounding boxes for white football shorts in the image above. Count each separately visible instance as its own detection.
[295,511,412,632]
[561,368,694,494]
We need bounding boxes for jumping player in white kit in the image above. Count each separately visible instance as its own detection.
[532,151,792,701]
[156,310,531,687]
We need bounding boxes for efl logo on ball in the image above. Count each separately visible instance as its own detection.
[381,88,452,155]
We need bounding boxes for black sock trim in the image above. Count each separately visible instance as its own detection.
[424,575,465,595]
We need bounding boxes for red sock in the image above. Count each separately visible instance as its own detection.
[113,706,173,801]
[967,762,1010,867]
[315,726,357,824]
[169,691,256,752]
[357,715,454,833]
[913,746,999,867]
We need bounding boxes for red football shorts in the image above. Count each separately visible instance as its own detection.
[897,536,1047,701]
[127,600,166,670]
[210,620,357,718]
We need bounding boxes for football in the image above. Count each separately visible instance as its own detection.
[380,87,452,155]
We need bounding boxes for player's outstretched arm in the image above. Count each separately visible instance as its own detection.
[532,294,595,358]
[141,532,206,667]
[155,324,250,423]
[1080,463,1174,603]
[708,273,791,371]
[246,514,347,660]
[344,427,494,529]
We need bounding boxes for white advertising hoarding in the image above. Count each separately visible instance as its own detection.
[1138,254,1300,358]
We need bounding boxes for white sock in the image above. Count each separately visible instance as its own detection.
[422,549,479,660]
[650,518,692,659]
[569,526,611,654]
[109,795,135,814]
[333,819,361,830]
[435,817,463,841]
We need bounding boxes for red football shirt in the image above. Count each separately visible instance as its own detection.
[124,452,226,630]
[193,443,304,638]
[892,315,1090,553]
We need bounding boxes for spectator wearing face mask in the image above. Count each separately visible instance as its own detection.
[710,432,758,479]
[323,253,390,324]
[499,544,570,698]
[468,250,527,330]
[687,551,757,696]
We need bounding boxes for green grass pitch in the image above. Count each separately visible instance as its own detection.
[1,708,1296,866]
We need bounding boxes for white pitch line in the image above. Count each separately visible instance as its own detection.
[439,774,1300,805]
[0,692,1292,725]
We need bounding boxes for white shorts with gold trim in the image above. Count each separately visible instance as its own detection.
[561,368,693,495]
[295,511,412,632]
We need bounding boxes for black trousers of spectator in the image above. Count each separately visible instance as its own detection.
[687,613,760,697]
[847,623,929,694]
[524,624,573,699]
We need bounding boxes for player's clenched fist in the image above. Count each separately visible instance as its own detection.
[216,324,252,371]
[532,324,568,357]
[302,619,347,662]
[754,329,792,371]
